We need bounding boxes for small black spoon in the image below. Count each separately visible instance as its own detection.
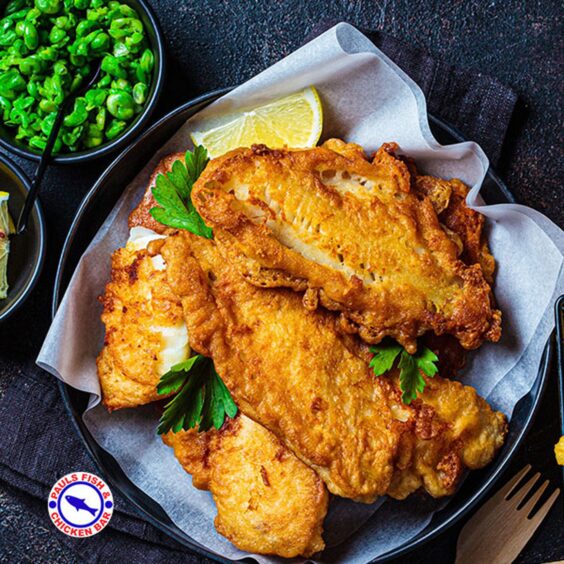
[16,61,102,235]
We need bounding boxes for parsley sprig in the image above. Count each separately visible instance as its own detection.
[150,145,212,238]
[157,354,238,434]
[369,341,438,404]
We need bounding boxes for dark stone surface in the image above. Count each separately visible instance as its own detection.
[0,0,562,562]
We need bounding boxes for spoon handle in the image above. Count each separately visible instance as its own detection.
[16,99,70,235]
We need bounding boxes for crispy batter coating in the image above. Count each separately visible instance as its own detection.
[163,415,328,557]
[414,175,495,283]
[191,139,501,353]
[162,231,402,502]
[381,374,507,499]
[97,243,188,410]
[99,152,507,557]
[161,231,507,503]
[99,155,329,556]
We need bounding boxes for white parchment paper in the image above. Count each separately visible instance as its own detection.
[38,23,563,563]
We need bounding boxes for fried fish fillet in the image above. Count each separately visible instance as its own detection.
[97,232,189,410]
[190,139,501,353]
[381,373,507,499]
[98,156,329,556]
[160,230,507,503]
[163,415,328,557]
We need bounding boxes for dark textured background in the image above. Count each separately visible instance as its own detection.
[0,0,563,562]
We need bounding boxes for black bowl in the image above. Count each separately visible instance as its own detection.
[0,0,165,165]
[0,152,45,322]
[53,91,551,562]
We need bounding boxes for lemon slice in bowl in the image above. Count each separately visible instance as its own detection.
[0,191,14,299]
[191,86,323,158]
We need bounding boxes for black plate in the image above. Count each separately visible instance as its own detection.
[52,89,552,562]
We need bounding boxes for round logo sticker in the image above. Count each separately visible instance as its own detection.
[48,472,114,537]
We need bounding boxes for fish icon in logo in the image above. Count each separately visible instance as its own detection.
[65,495,98,517]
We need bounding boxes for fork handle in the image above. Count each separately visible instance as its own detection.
[556,295,564,486]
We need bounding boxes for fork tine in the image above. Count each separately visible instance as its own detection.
[497,464,532,500]
[520,479,549,516]
[506,471,541,507]
[529,488,560,525]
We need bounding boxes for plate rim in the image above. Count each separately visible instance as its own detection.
[51,90,551,563]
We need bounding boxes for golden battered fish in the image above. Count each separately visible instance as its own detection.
[160,230,507,503]
[97,234,189,411]
[97,156,329,556]
[190,139,501,353]
[163,415,328,557]
[381,373,507,499]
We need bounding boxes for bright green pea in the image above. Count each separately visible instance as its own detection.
[139,48,153,74]
[132,82,146,105]
[84,88,106,108]
[38,46,57,61]
[26,80,39,98]
[124,31,143,52]
[10,8,31,21]
[52,135,62,152]
[23,7,41,21]
[34,0,61,15]
[53,60,67,75]
[83,122,103,147]
[19,55,43,75]
[11,38,27,56]
[110,78,130,92]
[13,95,33,111]
[90,31,109,52]
[106,90,133,120]
[39,99,57,112]
[23,22,38,49]
[63,97,87,126]
[40,111,55,135]
[105,118,125,140]
[51,74,64,102]
[95,106,105,128]
[0,69,26,99]
[97,74,111,87]
[115,3,136,18]
[62,124,83,148]
[49,26,66,43]
[75,18,96,37]
[0,31,17,46]
[8,106,23,124]
[112,41,128,57]
[54,15,68,28]
[1,18,14,33]
[109,17,142,40]
[101,55,126,79]
[15,20,25,35]
[0,96,12,120]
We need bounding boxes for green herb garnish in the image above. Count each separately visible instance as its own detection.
[369,342,439,405]
[150,145,212,238]
[157,354,237,435]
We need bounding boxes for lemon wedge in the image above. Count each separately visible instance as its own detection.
[191,86,323,158]
[0,191,14,299]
